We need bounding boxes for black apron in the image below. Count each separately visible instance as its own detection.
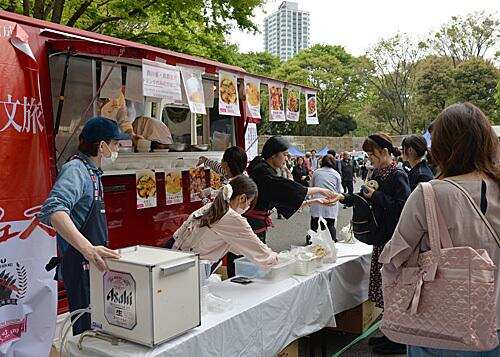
[61,154,108,335]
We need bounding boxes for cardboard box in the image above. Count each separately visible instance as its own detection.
[329,300,382,334]
[278,340,298,357]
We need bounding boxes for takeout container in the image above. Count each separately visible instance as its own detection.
[234,257,296,282]
[137,139,151,153]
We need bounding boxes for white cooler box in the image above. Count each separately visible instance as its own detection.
[90,245,200,347]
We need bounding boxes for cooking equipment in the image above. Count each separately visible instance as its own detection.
[191,144,209,151]
[169,143,187,152]
[90,245,200,347]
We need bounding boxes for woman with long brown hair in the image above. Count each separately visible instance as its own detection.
[380,103,500,356]
[170,175,278,270]
[337,133,411,354]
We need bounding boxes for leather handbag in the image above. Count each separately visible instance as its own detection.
[381,181,499,351]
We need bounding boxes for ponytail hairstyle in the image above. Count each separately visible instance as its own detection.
[197,175,258,227]
[362,133,401,157]
[401,135,428,159]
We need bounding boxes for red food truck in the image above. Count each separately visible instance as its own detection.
[0,10,316,355]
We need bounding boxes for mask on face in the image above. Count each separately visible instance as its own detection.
[235,196,251,215]
[101,141,118,165]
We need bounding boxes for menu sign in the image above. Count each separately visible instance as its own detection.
[244,76,261,119]
[245,122,258,161]
[268,83,285,121]
[305,91,319,125]
[179,66,206,115]
[218,71,240,116]
[165,170,183,205]
[286,86,300,122]
[142,59,181,102]
[189,168,207,202]
[136,170,157,209]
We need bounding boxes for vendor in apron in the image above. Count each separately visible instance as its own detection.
[39,117,125,335]
[226,136,341,277]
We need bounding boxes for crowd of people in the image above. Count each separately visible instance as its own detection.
[39,102,499,356]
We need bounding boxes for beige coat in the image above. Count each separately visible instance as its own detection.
[380,175,500,328]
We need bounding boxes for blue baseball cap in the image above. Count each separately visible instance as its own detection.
[80,116,130,143]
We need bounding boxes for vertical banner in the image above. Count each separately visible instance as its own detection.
[0,21,57,356]
[209,171,222,199]
[218,71,240,116]
[244,76,261,119]
[142,59,182,102]
[165,170,183,205]
[305,91,319,125]
[286,86,300,122]
[179,66,206,115]
[245,123,259,161]
[136,170,157,209]
[189,168,207,202]
[268,83,285,121]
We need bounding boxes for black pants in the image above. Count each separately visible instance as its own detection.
[342,180,354,195]
[310,217,337,242]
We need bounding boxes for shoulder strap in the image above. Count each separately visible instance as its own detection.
[444,179,500,248]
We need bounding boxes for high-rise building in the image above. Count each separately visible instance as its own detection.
[263,1,310,61]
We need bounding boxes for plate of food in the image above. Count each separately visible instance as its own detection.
[189,168,207,196]
[165,171,182,195]
[269,86,283,111]
[287,90,299,112]
[136,173,156,199]
[220,76,238,105]
[245,82,260,106]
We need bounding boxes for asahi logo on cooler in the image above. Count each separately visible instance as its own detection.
[103,271,137,330]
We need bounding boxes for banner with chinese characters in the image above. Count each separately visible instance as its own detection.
[305,91,319,125]
[268,82,285,121]
[245,123,259,162]
[244,76,261,119]
[179,66,206,115]
[218,71,240,116]
[165,170,183,205]
[0,21,57,356]
[189,168,207,202]
[136,170,157,209]
[142,59,181,102]
[286,86,300,122]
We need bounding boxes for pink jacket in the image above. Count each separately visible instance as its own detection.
[173,205,278,269]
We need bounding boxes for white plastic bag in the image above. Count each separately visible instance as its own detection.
[307,217,337,263]
[339,224,356,244]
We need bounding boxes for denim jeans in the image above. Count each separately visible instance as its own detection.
[408,331,500,357]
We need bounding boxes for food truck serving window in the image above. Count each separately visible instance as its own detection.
[49,53,236,167]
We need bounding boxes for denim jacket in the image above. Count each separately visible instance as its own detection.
[38,152,102,254]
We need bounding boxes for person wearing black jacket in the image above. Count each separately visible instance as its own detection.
[292,157,310,186]
[340,152,355,194]
[338,133,410,355]
[401,135,434,191]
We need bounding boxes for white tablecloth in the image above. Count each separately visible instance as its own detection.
[64,242,372,357]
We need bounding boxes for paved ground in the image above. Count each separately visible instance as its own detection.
[266,182,405,357]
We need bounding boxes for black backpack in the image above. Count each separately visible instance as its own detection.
[350,193,379,245]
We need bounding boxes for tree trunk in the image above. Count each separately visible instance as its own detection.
[66,0,92,27]
[23,0,30,16]
[33,0,44,19]
[51,0,66,24]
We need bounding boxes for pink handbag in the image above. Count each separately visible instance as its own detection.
[381,181,499,351]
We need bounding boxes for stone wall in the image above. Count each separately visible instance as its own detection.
[258,135,406,153]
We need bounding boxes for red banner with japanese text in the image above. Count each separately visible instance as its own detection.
[0,20,57,356]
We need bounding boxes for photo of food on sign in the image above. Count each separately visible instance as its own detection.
[269,85,283,111]
[210,171,222,190]
[307,94,317,116]
[287,90,299,113]
[189,168,207,195]
[165,171,182,195]
[137,173,157,199]
[245,82,260,106]
[219,76,238,104]
[186,76,203,103]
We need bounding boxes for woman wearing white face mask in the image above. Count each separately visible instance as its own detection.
[169,175,279,270]
[39,117,128,335]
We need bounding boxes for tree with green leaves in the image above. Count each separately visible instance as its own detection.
[1,0,263,62]
[427,11,499,67]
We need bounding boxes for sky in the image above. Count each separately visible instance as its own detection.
[230,0,500,56]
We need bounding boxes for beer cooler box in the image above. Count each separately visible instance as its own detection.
[90,245,200,347]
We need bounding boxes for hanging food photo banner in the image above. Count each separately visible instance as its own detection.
[218,71,240,116]
[245,122,259,161]
[286,86,301,122]
[165,170,183,205]
[210,171,223,199]
[142,59,182,102]
[244,76,261,119]
[179,66,206,115]
[189,168,208,202]
[305,91,319,125]
[136,170,157,209]
[268,82,285,122]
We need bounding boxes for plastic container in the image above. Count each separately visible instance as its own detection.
[234,257,296,282]
[265,258,296,282]
[234,257,265,278]
[294,256,322,276]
